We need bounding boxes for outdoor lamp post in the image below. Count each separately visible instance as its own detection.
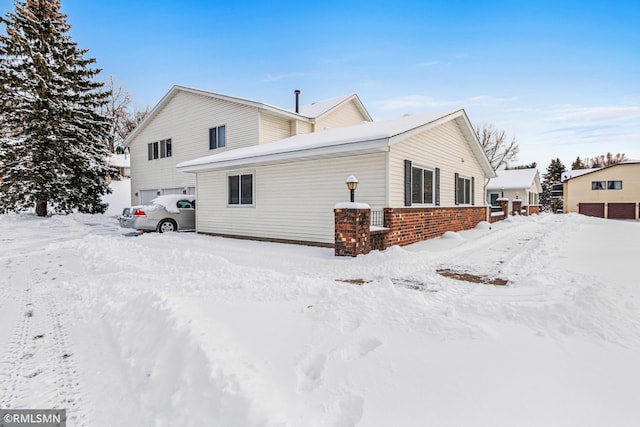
[346,175,359,203]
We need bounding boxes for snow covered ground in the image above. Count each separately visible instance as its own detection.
[0,211,639,426]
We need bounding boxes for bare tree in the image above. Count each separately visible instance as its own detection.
[583,152,628,168]
[100,76,149,153]
[121,106,149,141]
[474,123,519,170]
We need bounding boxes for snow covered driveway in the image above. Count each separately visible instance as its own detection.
[0,213,639,426]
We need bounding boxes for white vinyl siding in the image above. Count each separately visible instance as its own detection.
[259,113,292,144]
[195,152,386,244]
[291,120,313,135]
[315,100,369,129]
[388,119,486,207]
[128,91,260,205]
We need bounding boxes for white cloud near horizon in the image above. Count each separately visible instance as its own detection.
[546,105,640,122]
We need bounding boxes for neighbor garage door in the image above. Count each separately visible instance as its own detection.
[579,203,605,218]
[608,203,636,219]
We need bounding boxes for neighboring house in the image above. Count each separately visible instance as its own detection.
[107,153,131,181]
[563,161,640,219]
[177,109,496,246]
[123,85,371,205]
[486,168,542,214]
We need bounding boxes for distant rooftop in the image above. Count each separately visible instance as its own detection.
[487,168,539,190]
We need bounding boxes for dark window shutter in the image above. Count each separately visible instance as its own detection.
[404,160,412,206]
[147,143,152,161]
[454,172,459,205]
[471,176,475,205]
[435,168,441,206]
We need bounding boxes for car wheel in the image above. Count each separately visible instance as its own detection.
[157,219,177,233]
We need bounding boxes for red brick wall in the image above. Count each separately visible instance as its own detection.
[383,207,487,247]
[489,212,506,223]
[334,208,371,256]
[512,200,523,215]
[370,229,390,251]
[526,205,541,215]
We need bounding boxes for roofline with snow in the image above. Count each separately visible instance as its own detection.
[563,160,640,181]
[123,85,320,147]
[176,108,496,177]
[486,168,541,191]
[178,139,390,173]
[321,94,373,122]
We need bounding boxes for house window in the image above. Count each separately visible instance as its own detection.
[411,166,434,204]
[592,181,606,190]
[228,173,253,205]
[209,125,226,150]
[456,175,472,204]
[147,142,158,160]
[528,192,539,205]
[148,139,171,160]
[159,139,172,158]
[607,180,622,190]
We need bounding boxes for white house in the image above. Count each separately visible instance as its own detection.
[124,85,371,205]
[177,109,496,246]
[486,168,542,214]
[107,153,130,181]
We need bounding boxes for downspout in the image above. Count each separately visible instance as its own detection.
[484,177,491,228]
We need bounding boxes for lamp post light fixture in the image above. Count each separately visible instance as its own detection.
[346,175,359,203]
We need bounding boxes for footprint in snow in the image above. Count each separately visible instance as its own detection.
[340,337,382,362]
[296,353,327,393]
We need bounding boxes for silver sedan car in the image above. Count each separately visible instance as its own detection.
[119,195,196,233]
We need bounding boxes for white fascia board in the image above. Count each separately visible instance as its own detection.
[177,138,390,173]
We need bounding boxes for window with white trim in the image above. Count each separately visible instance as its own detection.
[592,181,605,190]
[456,175,472,205]
[147,139,171,160]
[228,173,253,205]
[411,166,435,204]
[209,125,226,150]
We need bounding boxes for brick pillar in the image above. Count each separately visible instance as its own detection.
[497,198,509,217]
[334,204,371,257]
[512,199,522,215]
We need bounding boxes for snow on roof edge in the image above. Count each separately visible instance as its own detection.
[177,109,464,172]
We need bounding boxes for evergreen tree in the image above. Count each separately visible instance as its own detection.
[540,158,566,212]
[0,0,116,216]
[571,156,586,170]
[506,162,537,170]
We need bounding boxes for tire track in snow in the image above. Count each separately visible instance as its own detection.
[0,256,34,408]
[0,252,87,426]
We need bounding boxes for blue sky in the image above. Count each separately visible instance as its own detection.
[2,0,639,169]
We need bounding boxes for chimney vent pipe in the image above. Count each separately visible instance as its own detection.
[294,89,301,113]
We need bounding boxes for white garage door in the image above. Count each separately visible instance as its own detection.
[139,190,157,205]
